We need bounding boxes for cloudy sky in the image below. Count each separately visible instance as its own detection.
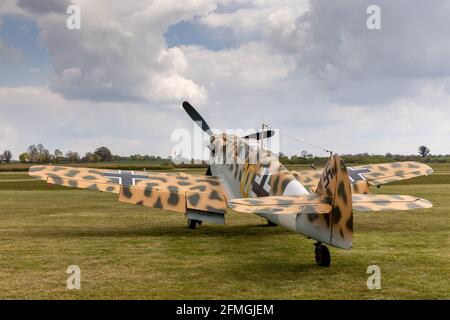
[1,0,450,159]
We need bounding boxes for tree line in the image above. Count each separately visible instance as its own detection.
[14,144,115,163]
[280,146,449,165]
[10,144,168,164]
[0,144,447,164]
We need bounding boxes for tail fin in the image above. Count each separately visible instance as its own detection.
[316,155,353,249]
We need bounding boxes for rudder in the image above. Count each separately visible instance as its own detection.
[316,155,353,249]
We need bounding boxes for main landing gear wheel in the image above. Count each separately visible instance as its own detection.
[314,243,331,267]
[187,219,202,229]
[266,220,277,227]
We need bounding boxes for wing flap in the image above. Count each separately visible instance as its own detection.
[186,190,227,214]
[118,180,227,214]
[228,195,332,215]
[352,194,432,212]
[119,185,187,213]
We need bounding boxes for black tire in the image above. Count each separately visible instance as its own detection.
[267,220,277,227]
[314,244,331,267]
[187,219,197,229]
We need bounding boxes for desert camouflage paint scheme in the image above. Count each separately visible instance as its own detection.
[352,194,432,211]
[228,194,332,215]
[28,102,434,253]
[29,166,227,214]
[292,161,433,194]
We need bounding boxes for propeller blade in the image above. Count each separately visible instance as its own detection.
[182,101,212,135]
[242,130,275,140]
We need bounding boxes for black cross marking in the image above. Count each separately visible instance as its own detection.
[347,167,371,182]
[252,168,271,197]
[322,166,334,189]
[102,170,150,186]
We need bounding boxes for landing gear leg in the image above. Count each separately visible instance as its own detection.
[314,242,331,267]
[187,219,202,229]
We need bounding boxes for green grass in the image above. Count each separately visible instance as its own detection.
[0,165,449,299]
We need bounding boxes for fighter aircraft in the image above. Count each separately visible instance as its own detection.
[29,101,433,266]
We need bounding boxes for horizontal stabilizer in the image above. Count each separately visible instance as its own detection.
[228,194,332,215]
[352,194,432,212]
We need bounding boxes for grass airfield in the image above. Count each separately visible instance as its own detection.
[0,165,448,299]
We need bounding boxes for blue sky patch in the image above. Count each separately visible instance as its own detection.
[165,20,240,51]
[0,14,51,85]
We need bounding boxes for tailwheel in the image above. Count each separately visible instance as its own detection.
[187,219,202,229]
[314,243,331,267]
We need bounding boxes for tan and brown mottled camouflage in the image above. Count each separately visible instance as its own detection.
[209,132,306,200]
[119,180,227,214]
[315,155,353,248]
[291,161,433,194]
[350,180,370,195]
[290,170,322,192]
[352,194,433,211]
[29,165,227,214]
[358,162,433,186]
[228,194,332,215]
[29,166,121,193]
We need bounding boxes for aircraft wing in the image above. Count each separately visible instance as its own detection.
[352,194,432,211]
[29,166,227,214]
[227,194,332,215]
[346,162,433,186]
[292,161,433,192]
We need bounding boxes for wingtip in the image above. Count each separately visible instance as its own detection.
[418,162,434,175]
[28,165,51,179]
[418,198,433,209]
[29,165,46,172]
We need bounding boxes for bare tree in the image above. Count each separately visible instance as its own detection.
[54,149,64,163]
[65,151,80,163]
[27,145,38,162]
[40,149,52,163]
[300,150,313,159]
[2,150,12,163]
[418,145,431,158]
